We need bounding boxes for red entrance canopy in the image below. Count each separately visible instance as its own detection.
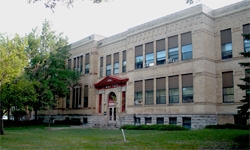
[94,76,129,90]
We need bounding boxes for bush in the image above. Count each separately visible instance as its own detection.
[4,120,42,127]
[120,124,188,131]
[11,110,27,121]
[205,123,249,130]
[54,118,82,125]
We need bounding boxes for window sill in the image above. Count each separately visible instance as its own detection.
[221,58,233,62]
[222,102,234,104]
[156,103,167,105]
[168,103,180,106]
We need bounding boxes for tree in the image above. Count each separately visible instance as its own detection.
[28,0,195,11]
[0,34,28,88]
[0,34,31,135]
[28,0,109,12]
[0,77,37,114]
[237,33,250,124]
[25,20,79,121]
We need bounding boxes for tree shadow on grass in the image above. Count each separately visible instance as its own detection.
[230,134,250,149]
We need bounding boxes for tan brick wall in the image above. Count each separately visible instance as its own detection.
[39,1,250,128]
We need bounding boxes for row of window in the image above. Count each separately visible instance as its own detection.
[66,85,89,109]
[133,70,249,105]
[221,24,250,59]
[135,117,191,129]
[100,50,127,77]
[134,74,194,106]
[64,70,247,109]
[135,32,193,70]
[68,53,90,74]
[98,32,192,77]
[68,25,249,78]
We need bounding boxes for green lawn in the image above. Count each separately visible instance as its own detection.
[0,126,249,149]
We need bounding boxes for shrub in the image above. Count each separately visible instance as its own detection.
[54,118,82,125]
[4,120,43,127]
[205,123,249,130]
[120,124,188,131]
[11,110,27,121]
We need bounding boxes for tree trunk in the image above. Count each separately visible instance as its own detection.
[7,108,10,121]
[34,108,38,123]
[0,111,4,135]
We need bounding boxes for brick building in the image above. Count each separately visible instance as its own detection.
[39,1,250,129]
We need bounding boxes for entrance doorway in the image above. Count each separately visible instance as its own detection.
[108,92,116,122]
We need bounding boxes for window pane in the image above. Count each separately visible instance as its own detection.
[106,64,111,76]
[85,64,90,74]
[145,91,154,105]
[114,69,119,74]
[113,62,119,74]
[122,61,126,72]
[157,50,166,65]
[169,88,179,95]
[168,47,178,61]
[169,88,179,103]
[157,90,166,104]
[145,53,154,67]
[182,87,193,103]
[66,89,70,108]
[169,117,177,124]
[223,87,234,94]
[223,95,234,103]
[221,43,232,59]
[135,55,143,62]
[107,65,111,70]
[182,44,192,52]
[169,47,178,53]
[135,56,143,69]
[223,87,234,103]
[84,97,88,108]
[100,67,103,77]
[182,44,192,60]
[134,92,143,105]
[106,70,111,76]
[244,40,250,52]
[183,117,191,129]
[183,87,193,95]
[222,43,232,51]
[145,117,152,124]
[114,62,119,68]
[157,117,164,124]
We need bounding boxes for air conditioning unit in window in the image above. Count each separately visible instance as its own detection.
[145,63,154,68]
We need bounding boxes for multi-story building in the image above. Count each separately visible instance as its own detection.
[39,1,250,129]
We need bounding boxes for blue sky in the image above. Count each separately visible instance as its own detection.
[0,0,243,43]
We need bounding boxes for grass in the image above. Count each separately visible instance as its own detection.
[0,126,249,149]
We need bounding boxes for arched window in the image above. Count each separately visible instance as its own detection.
[109,92,116,102]
[72,84,81,109]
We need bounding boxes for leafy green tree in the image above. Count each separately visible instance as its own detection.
[0,34,31,135]
[0,34,28,87]
[237,34,250,124]
[28,0,109,12]
[0,75,37,134]
[25,20,79,121]
[28,0,194,11]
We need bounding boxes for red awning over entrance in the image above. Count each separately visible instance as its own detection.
[94,76,129,90]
